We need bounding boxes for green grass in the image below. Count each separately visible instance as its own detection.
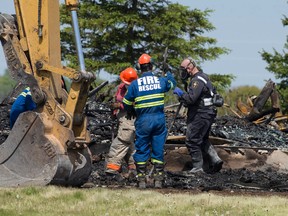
[0,186,288,216]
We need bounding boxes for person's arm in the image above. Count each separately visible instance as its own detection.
[113,83,126,110]
[25,94,37,110]
[165,72,176,90]
[123,84,135,112]
[180,79,205,105]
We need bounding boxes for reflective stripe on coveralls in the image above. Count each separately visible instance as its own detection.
[123,72,176,165]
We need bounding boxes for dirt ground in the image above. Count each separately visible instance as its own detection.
[86,146,288,195]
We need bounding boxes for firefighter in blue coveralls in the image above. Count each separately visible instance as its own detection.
[123,53,176,188]
[173,58,223,174]
[10,87,37,128]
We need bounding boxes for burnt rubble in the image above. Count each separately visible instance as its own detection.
[86,101,117,146]
[0,103,11,145]
[84,102,288,192]
[1,100,288,192]
[165,168,288,192]
[166,111,288,150]
[87,157,288,192]
[212,115,288,149]
[86,102,288,150]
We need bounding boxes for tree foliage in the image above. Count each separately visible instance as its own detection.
[208,74,235,94]
[60,0,233,90]
[260,14,288,112]
[218,85,261,117]
[0,70,17,101]
[224,85,261,107]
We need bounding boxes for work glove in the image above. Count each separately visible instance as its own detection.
[111,102,121,109]
[126,109,136,120]
[173,87,184,97]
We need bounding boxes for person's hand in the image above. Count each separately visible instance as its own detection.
[173,87,184,97]
[126,109,136,120]
[111,102,121,109]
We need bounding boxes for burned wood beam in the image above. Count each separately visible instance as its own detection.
[249,79,275,115]
[245,107,280,122]
[88,80,109,98]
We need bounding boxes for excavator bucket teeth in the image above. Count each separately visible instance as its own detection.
[0,111,92,187]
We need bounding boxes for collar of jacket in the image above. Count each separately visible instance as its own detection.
[141,71,153,77]
[192,70,203,78]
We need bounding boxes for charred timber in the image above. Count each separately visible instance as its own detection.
[88,81,109,98]
[245,107,280,122]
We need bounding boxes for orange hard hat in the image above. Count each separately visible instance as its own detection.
[120,67,138,85]
[138,53,151,65]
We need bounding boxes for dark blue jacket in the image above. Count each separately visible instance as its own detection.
[180,71,217,120]
[10,87,37,128]
[123,71,176,116]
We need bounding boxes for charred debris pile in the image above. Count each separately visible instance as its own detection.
[1,100,287,151]
[0,103,10,144]
[85,100,288,151]
[165,110,288,150]
[2,98,288,192]
[86,156,288,192]
[85,101,288,192]
[212,115,288,149]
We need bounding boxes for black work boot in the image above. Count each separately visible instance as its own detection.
[153,163,164,189]
[136,163,147,189]
[187,151,204,175]
[206,144,223,173]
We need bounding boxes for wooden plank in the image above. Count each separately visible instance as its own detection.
[166,135,235,145]
[166,135,185,141]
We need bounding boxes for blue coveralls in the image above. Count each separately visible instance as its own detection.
[10,87,37,128]
[123,71,176,165]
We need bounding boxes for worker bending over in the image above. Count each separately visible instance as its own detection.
[10,87,37,128]
[105,68,138,179]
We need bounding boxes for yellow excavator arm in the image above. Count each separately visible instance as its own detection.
[0,0,95,187]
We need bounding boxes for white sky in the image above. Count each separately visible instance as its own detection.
[0,0,287,88]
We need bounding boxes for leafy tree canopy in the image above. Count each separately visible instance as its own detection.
[60,0,233,89]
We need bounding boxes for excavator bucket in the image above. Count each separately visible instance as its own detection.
[0,1,95,187]
[0,111,92,187]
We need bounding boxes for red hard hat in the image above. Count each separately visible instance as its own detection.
[120,67,138,85]
[138,53,151,65]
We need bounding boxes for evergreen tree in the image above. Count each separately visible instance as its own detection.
[261,15,288,112]
[60,0,231,86]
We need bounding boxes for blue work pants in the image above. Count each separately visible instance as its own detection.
[133,113,167,163]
